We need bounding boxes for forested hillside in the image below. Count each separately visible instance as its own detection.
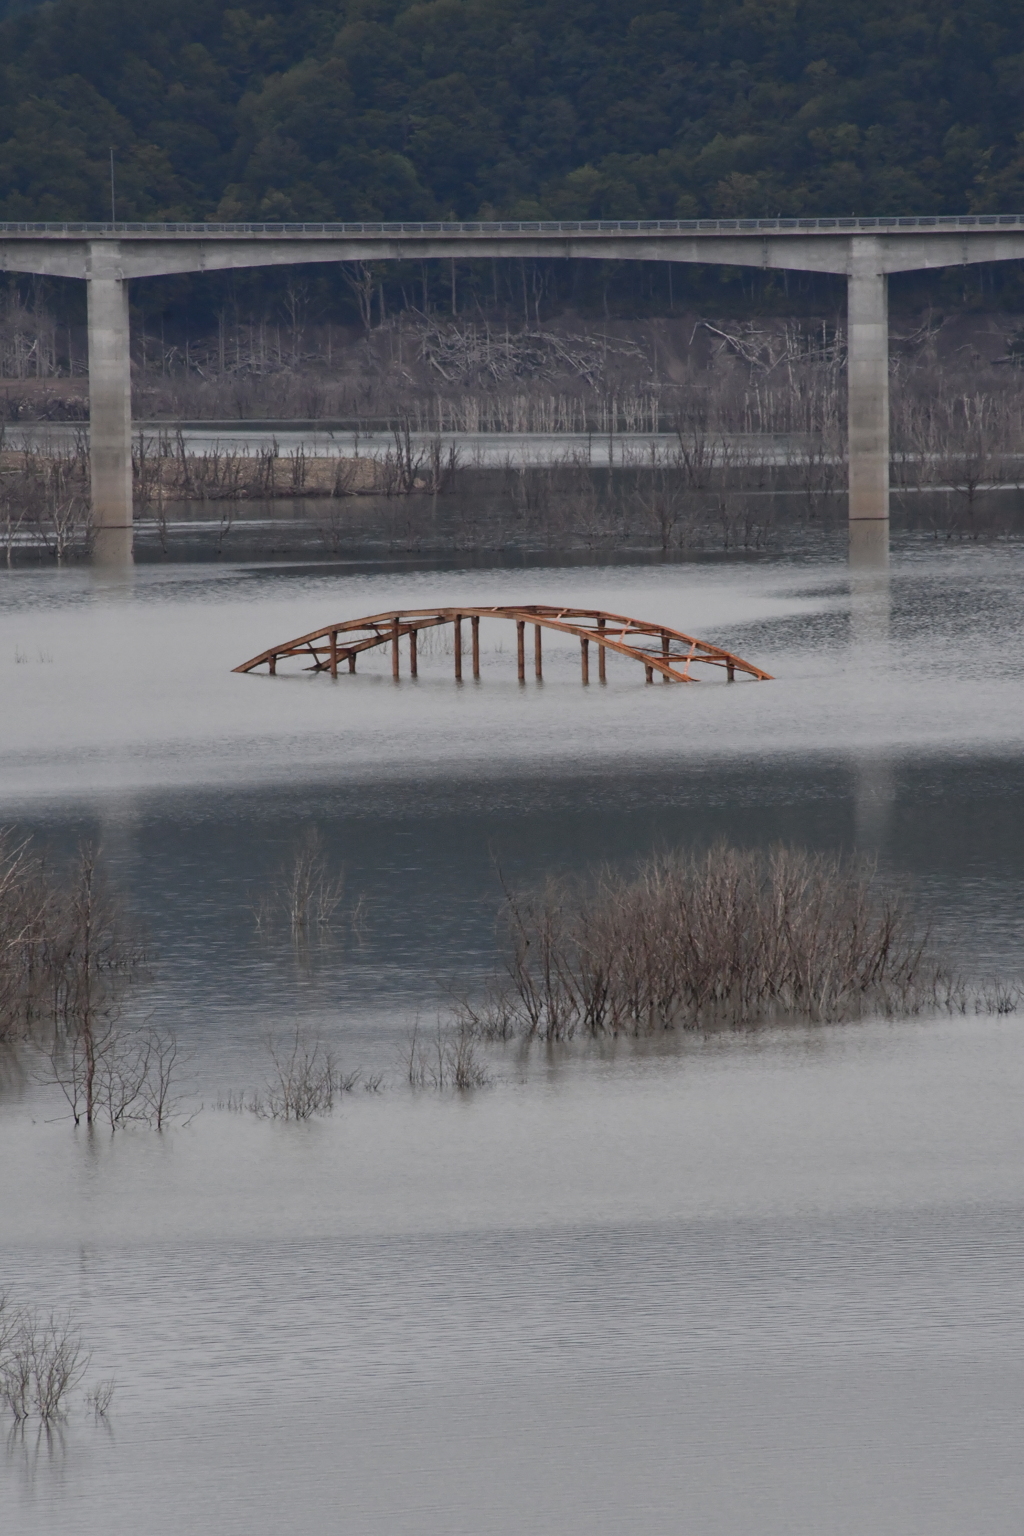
[2,0,1024,225]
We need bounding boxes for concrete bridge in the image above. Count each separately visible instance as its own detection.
[4,214,1024,561]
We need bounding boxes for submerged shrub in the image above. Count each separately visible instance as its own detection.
[250,827,358,942]
[460,845,943,1042]
[0,1303,89,1423]
[85,1378,116,1419]
[402,1020,491,1091]
[227,1028,359,1119]
[0,831,145,1048]
[0,829,176,1130]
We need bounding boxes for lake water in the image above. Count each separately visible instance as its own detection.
[14,422,807,467]
[2,537,1023,1533]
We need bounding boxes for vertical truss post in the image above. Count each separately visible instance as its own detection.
[471,615,480,678]
[661,629,670,682]
[409,627,418,677]
[329,630,338,678]
[516,620,525,682]
[391,617,400,679]
[597,616,606,682]
[454,614,463,680]
[534,624,542,679]
[581,636,590,684]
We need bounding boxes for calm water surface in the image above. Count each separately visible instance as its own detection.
[1,540,1023,1533]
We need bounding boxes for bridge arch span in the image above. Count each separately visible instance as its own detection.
[233,605,772,687]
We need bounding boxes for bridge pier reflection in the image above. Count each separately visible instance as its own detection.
[849,564,894,853]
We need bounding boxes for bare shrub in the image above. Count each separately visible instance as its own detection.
[282,829,344,934]
[975,981,1022,1015]
[459,846,944,1043]
[0,442,91,562]
[0,1306,89,1423]
[0,831,168,1128]
[0,830,54,1041]
[42,845,148,1127]
[138,1028,181,1129]
[0,1292,22,1361]
[0,1294,113,1425]
[49,1022,181,1131]
[627,444,697,551]
[37,843,144,1043]
[0,835,144,1053]
[132,429,374,505]
[84,1378,115,1419]
[492,441,776,555]
[373,422,461,495]
[251,829,368,946]
[403,1019,490,1090]
[245,1027,358,1119]
[251,827,356,940]
[889,344,1024,539]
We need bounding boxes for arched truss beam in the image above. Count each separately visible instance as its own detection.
[233,605,772,686]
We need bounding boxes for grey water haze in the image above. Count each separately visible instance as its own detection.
[2,537,1024,1532]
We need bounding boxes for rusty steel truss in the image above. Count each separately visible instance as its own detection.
[234,606,772,687]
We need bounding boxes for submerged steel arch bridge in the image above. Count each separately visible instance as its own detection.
[233,605,772,686]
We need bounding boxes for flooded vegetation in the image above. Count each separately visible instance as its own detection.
[8,309,1024,562]
[460,847,946,1042]
[3,534,1024,1535]
[0,1299,90,1424]
[0,831,181,1130]
[0,830,143,1050]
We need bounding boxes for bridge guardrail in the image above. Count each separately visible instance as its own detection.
[2,215,1024,237]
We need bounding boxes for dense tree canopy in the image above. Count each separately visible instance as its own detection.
[2,0,1024,224]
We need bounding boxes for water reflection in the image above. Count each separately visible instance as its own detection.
[849,562,894,850]
[848,516,890,569]
[5,1421,68,1495]
[849,562,891,646]
[853,755,895,851]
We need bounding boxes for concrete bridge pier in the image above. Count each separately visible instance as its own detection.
[846,239,890,567]
[86,244,133,563]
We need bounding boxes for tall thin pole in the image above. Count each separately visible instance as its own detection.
[109,148,116,224]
